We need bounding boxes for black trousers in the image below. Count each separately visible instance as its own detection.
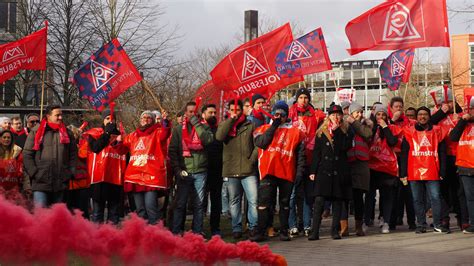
[206,168,223,232]
[397,183,416,225]
[441,156,469,225]
[257,175,293,234]
[312,196,342,236]
[341,188,365,221]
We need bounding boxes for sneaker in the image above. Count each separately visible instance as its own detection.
[461,223,471,231]
[433,226,449,233]
[366,219,374,227]
[463,226,474,234]
[415,226,427,234]
[408,223,417,231]
[211,230,222,237]
[381,223,390,234]
[249,232,267,242]
[304,228,311,237]
[362,223,369,234]
[442,224,451,234]
[378,218,385,228]
[279,230,291,241]
[289,227,299,237]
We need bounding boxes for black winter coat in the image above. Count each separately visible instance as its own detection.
[306,127,353,200]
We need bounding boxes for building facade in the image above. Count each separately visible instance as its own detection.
[451,34,474,106]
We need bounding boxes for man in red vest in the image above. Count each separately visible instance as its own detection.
[430,89,469,230]
[86,109,126,224]
[400,106,448,234]
[449,97,474,233]
[251,100,306,242]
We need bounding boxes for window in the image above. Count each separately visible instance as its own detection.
[0,80,16,106]
[0,2,16,33]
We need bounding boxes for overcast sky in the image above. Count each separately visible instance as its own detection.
[158,0,473,63]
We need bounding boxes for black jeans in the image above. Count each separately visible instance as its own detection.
[396,182,416,225]
[441,156,469,225]
[206,169,223,232]
[66,188,90,219]
[312,196,342,236]
[257,175,293,234]
[342,189,365,221]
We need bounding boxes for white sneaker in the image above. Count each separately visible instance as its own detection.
[378,217,385,228]
[381,223,390,234]
[289,227,299,237]
[362,223,369,234]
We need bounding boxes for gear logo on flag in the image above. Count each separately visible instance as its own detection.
[382,2,422,41]
[286,40,312,62]
[134,138,146,151]
[91,60,117,92]
[419,135,432,147]
[240,51,268,81]
[391,56,406,77]
[2,45,26,63]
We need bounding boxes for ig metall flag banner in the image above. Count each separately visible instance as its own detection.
[73,39,142,111]
[379,48,415,91]
[275,28,332,78]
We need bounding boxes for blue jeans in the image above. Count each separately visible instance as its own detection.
[461,175,474,227]
[92,199,120,224]
[172,172,207,234]
[303,197,314,229]
[289,185,305,230]
[410,181,442,228]
[33,191,64,208]
[227,176,258,232]
[221,178,230,214]
[133,191,160,225]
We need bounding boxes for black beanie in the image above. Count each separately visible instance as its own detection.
[416,106,431,118]
[101,109,111,120]
[252,94,265,106]
[295,88,311,102]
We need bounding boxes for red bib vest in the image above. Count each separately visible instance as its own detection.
[291,113,321,165]
[254,124,304,182]
[456,123,474,169]
[85,128,126,186]
[0,155,23,190]
[368,125,400,177]
[122,127,168,188]
[438,114,459,156]
[403,125,446,181]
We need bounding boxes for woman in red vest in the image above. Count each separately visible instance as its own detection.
[342,102,373,236]
[400,106,448,234]
[0,130,30,196]
[119,110,171,225]
[307,105,353,240]
[367,104,401,234]
[449,98,474,234]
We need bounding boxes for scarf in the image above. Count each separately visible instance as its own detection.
[289,104,315,121]
[251,109,265,121]
[328,120,339,137]
[33,119,70,151]
[228,114,246,137]
[182,117,203,157]
[10,127,28,136]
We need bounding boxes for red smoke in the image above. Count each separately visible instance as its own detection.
[0,192,286,265]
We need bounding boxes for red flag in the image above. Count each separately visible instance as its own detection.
[345,0,450,55]
[210,23,303,100]
[0,24,47,83]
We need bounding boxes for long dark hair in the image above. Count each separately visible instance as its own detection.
[0,130,15,154]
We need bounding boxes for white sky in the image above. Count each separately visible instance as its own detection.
[158,0,473,63]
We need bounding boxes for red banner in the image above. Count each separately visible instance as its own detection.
[0,25,47,84]
[210,23,303,100]
[194,80,224,119]
[345,0,450,55]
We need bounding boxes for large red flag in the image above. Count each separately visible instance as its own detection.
[345,0,450,55]
[0,25,47,84]
[210,23,303,100]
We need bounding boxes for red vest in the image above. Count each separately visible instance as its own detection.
[254,123,305,182]
[403,125,446,181]
[438,114,459,156]
[291,112,322,165]
[456,123,474,169]
[0,155,23,190]
[85,128,126,186]
[392,118,415,153]
[368,125,400,177]
[122,127,168,188]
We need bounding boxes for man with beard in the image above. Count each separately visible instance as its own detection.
[216,100,259,239]
[201,104,224,236]
[10,116,28,148]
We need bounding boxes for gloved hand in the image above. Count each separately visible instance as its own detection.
[105,122,120,135]
[271,116,282,128]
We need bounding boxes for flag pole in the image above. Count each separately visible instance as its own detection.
[448,46,458,118]
[40,70,46,118]
[403,81,409,104]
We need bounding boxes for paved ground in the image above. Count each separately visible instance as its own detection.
[265,215,474,265]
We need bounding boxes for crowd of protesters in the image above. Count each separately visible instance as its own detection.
[0,87,473,242]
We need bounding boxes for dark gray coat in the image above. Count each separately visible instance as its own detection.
[307,127,353,200]
[23,124,77,192]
